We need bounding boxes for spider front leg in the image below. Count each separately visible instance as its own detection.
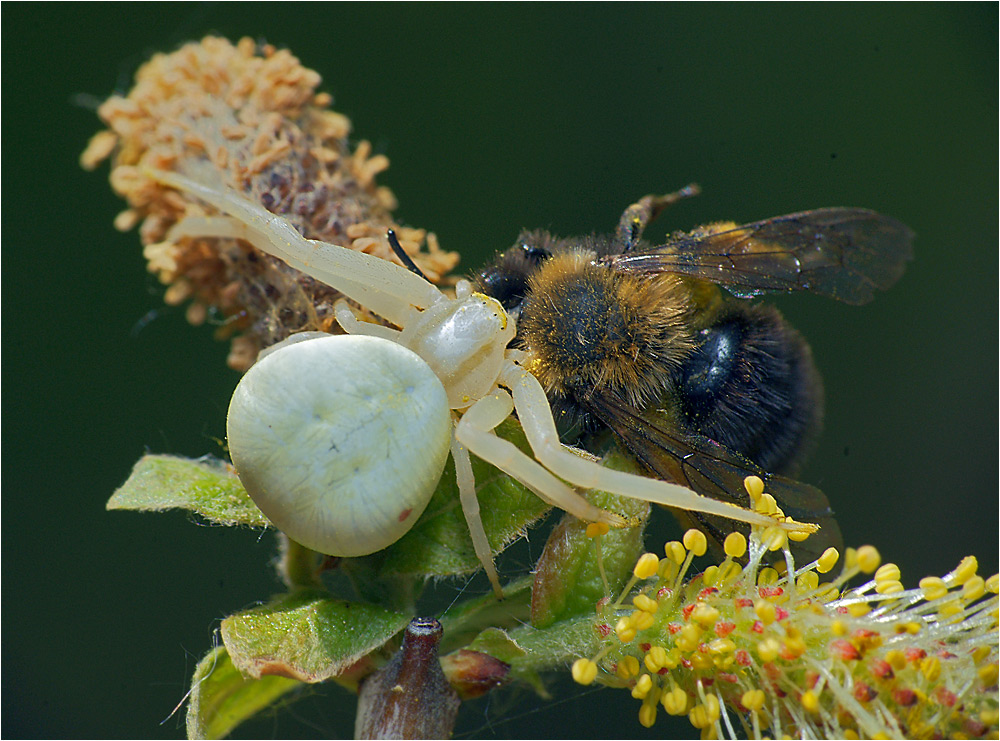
[498,362,817,534]
[142,167,442,327]
[615,183,701,252]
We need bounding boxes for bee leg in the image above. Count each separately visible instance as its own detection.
[615,183,701,252]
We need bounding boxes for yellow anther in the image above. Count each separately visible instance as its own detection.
[761,526,787,552]
[980,708,1000,727]
[708,638,736,655]
[744,475,765,500]
[742,688,766,712]
[831,619,848,637]
[897,621,922,634]
[712,655,735,672]
[875,579,904,595]
[688,652,713,672]
[664,540,686,565]
[797,571,820,592]
[977,662,999,686]
[692,694,720,727]
[676,623,703,652]
[950,555,978,585]
[663,647,681,670]
[919,576,948,601]
[875,563,901,583]
[692,603,720,627]
[638,700,658,728]
[801,689,820,714]
[847,602,871,617]
[615,616,637,643]
[986,573,999,594]
[962,575,986,601]
[683,529,708,557]
[856,545,881,574]
[662,685,688,715]
[787,525,812,542]
[757,637,781,663]
[815,583,841,602]
[615,656,638,679]
[586,522,610,538]
[938,597,964,617]
[618,656,639,679]
[689,704,709,729]
[631,672,653,699]
[920,655,941,682]
[657,557,678,580]
[571,658,598,685]
[757,567,780,586]
[633,593,658,613]
[644,645,668,673]
[754,599,777,625]
[817,547,840,574]
[972,646,992,665]
[633,552,660,579]
[724,531,747,558]
[885,649,906,671]
[783,632,807,659]
[754,492,779,515]
[630,609,655,632]
[702,565,719,587]
[718,560,742,583]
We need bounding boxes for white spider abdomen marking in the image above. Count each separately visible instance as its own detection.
[227,334,452,556]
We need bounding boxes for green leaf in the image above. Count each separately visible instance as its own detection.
[107,454,269,527]
[438,575,533,652]
[186,645,301,740]
[504,615,604,674]
[463,615,604,696]
[221,590,411,683]
[379,419,551,577]
[531,450,651,628]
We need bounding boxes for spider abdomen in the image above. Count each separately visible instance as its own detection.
[227,334,452,556]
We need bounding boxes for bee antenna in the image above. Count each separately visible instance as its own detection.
[387,229,430,281]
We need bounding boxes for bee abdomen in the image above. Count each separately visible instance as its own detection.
[677,304,823,474]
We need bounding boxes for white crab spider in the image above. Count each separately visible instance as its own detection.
[146,166,809,596]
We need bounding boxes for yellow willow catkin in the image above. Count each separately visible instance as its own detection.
[574,525,999,739]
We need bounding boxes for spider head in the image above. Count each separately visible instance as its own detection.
[405,282,515,409]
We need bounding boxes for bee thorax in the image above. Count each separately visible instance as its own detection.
[519,253,694,407]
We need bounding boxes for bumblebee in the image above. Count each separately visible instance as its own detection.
[476,185,913,558]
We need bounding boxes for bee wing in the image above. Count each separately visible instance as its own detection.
[605,208,913,305]
[584,391,842,563]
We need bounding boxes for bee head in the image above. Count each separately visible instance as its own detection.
[475,231,554,314]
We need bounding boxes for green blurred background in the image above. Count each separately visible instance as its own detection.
[4,4,996,738]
